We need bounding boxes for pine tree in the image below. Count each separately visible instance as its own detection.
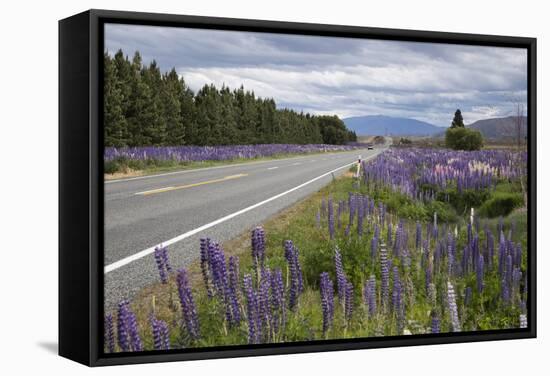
[179,81,196,145]
[219,86,239,144]
[163,69,184,145]
[142,60,167,145]
[194,84,223,145]
[126,52,155,146]
[451,109,465,128]
[103,53,128,146]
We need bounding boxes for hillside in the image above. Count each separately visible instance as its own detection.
[467,116,528,140]
[343,115,442,136]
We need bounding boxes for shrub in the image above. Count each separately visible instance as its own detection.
[445,127,484,151]
[424,200,458,223]
[104,160,120,174]
[478,192,524,218]
[443,188,491,214]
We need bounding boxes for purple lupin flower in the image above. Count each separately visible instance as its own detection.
[105,313,115,353]
[228,256,240,299]
[117,300,142,352]
[284,240,303,310]
[328,197,335,239]
[371,235,378,260]
[150,315,170,350]
[270,269,285,336]
[224,277,241,327]
[159,320,170,350]
[243,274,260,344]
[392,276,403,335]
[154,245,168,284]
[176,268,200,340]
[200,238,212,296]
[447,282,461,332]
[344,280,354,323]
[366,275,377,317]
[258,268,272,342]
[476,254,484,293]
[320,272,334,336]
[380,244,390,309]
[252,226,266,273]
[161,246,172,273]
[116,301,130,352]
[391,266,401,312]
[447,233,455,276]
[127,305,143,352]
[149,318,162,351]
[501,277,511,303]
[506,253,513,287]
[334,247,347,303]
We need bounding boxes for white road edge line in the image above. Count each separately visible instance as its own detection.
[104,157,369,274]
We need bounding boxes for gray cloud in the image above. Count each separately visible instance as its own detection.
[105,23,527,127]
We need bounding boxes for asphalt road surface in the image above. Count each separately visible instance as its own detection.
[104,142,390,309]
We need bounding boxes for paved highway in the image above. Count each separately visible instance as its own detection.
[104,143,390,309]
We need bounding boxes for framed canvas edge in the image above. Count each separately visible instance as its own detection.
[59,9,537,367]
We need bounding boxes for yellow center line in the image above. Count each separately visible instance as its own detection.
[135,174,248,196]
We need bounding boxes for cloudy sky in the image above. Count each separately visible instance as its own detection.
[105,23,527,127]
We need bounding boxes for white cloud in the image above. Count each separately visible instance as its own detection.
[105,23,528,127]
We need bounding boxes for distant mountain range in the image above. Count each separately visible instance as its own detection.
[467,116,528,140]
[343,115,442,136]
[343,114,528,140]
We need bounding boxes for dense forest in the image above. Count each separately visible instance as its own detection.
[104,50,357,147]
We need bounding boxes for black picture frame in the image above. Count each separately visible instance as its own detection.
[59,9,537,367]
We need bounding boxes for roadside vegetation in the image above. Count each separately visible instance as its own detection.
[105,146,528,353]
[104,143,369,178]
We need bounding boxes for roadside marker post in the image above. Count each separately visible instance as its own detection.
[355,155,362,178]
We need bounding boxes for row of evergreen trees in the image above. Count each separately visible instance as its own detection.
[104,50,357,147]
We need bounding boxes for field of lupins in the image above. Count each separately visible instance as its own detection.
[105,144,364,163]
[105,148,528,353]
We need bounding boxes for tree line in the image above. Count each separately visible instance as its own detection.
[104,50,357,147]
